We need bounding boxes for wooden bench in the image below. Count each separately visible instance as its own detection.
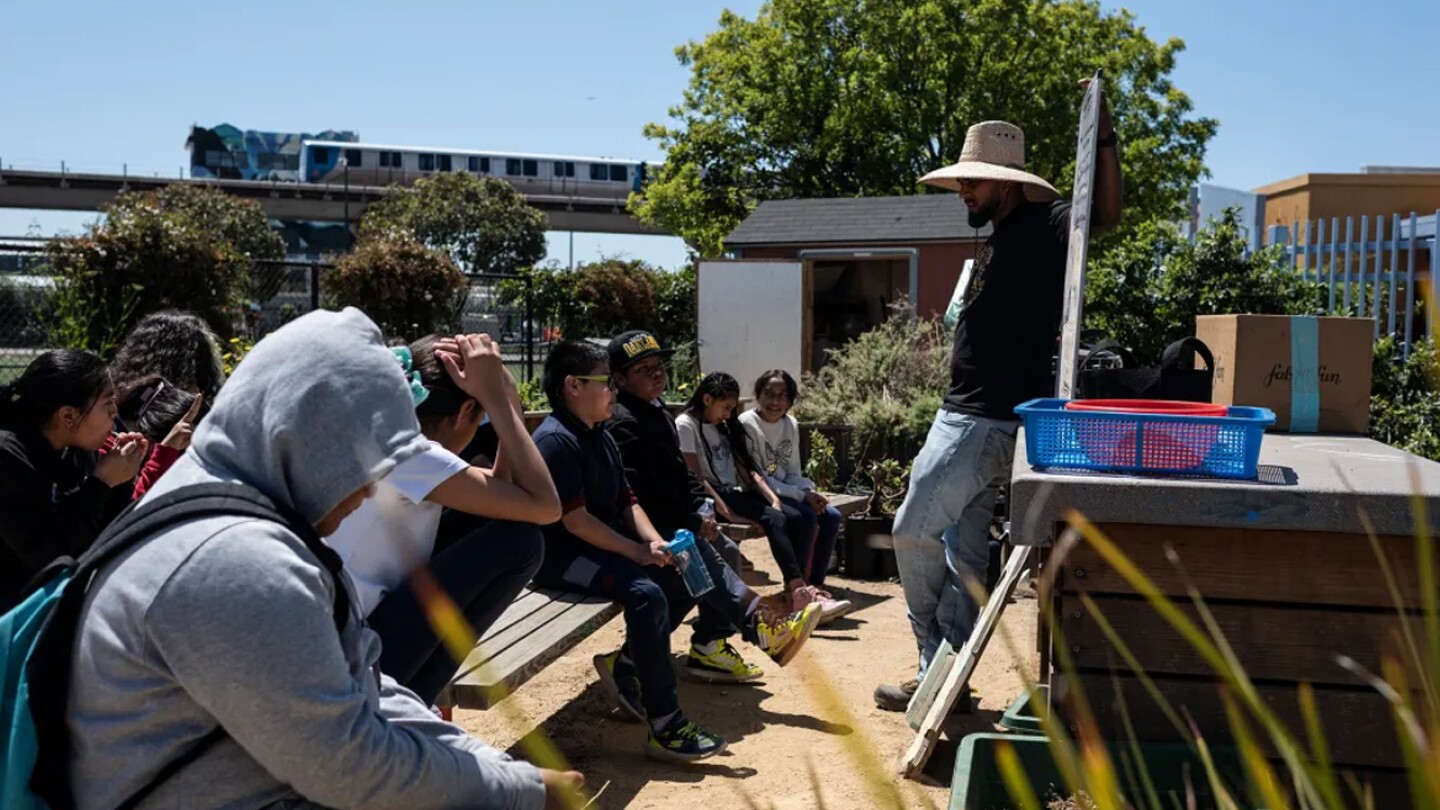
[444,588,622,710]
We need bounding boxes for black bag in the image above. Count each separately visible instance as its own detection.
[1075,337,1215,403]
[24,482,348,810]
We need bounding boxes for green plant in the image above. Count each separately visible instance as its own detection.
[515,377,548,412]
[794,306,948,466]
[1370,336,1440,461]
[804,431,839,493]
[221,335,255,376]
[360,172,547,275]
[1084,209,1325,364]
[44,186,275,349]
[322,230,468,339]
[502,258,698,350]
[859,458,908,518]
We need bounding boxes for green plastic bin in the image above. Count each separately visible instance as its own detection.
[950,733,1253,810]
[998,686,1047,735]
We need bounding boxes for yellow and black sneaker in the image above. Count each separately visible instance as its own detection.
[753,602,821,667]
[645,714,727,763]
[685,639,763,683]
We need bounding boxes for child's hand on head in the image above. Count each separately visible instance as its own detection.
[438,333,508,406]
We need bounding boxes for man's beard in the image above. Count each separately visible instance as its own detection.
[967,200,998,228]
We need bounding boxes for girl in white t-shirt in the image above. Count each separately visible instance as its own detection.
[327,333,561,705]
[676,372,848,622]
[740,370,851,621]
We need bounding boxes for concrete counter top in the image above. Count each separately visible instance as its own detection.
[1009,432,1440,545]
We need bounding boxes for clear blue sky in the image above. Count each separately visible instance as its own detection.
[3,0,1436,266]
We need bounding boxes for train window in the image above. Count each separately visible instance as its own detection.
[523,159,538,177]
[311,147,330,164]
[418,153,436,172]
[553,161,575,177]
[481,156,491,173]
[390,151,403,168]
[506,158,522,176]
[379,152,391,168]
[588,163,607,181]
[344,149,362,167]
[467,156,480,173]
[609,164,627,182]
[438,154,453,172]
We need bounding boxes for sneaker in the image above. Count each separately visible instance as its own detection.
[686,639,764,683]
[645,714,727,763]
[791,584,854,625]
[753,602,822,666]
[874,678,920,712]
[593,651,644,723]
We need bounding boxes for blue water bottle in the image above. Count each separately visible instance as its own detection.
[666,529,715,597]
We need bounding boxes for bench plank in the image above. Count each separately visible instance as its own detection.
[447,588,621,710]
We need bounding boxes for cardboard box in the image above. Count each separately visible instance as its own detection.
[1195,315,1373,434]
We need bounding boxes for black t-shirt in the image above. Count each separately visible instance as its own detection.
[532,409,637,560]
[944,199,1073,419]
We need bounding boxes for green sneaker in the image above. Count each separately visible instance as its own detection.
[593,651,644,723]
[753,603,821,667]
[645,714,727,763]
[685,639,763,683]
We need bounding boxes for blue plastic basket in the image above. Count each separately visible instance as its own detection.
[1014,398,1276,479]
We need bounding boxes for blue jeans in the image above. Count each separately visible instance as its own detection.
[892,410,1017,679]
[534,532,753,719]
[780,498,842,588]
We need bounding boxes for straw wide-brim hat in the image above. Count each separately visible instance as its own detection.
[920,120,1059,202]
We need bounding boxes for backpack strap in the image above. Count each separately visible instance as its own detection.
[27,482,349,810]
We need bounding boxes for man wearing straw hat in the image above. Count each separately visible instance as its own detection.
[876,81,1124,712]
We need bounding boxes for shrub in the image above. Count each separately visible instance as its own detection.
[323,230,467,338]
[45,187,278,352]
[793,305,948,467]
[503,258,698,351]
[1085,209,1324,364]
[1370,335,1440,461]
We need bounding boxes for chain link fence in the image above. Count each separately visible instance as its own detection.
[0,243,551,383]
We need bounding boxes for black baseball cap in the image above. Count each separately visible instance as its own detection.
[608,330,675,372]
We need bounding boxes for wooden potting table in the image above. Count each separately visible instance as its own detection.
[1009,433,1440,806]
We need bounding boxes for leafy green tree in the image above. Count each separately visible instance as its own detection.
[504,258,698,349]
[46,186,278,351]
[1084,209,1324,363]
[362,173,547,275]
[635,0,1217,256]
[1370,336,1440,461]
[323,230,468,338]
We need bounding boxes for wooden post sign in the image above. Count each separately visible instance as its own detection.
[1054,70,1104,399]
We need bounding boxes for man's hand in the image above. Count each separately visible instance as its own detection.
[631,539,673,568]
[1078,77,1114,139]
[803,490,828,515]
[540,768,585,810]
[436,333,508,409]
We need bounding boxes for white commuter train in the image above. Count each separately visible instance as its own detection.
[299,140,649,197]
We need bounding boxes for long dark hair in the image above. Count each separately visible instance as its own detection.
[410,335,473,427]
[752,368,799,405]
[683,372,760,483]
[0,349,112,430]
[116,374,200,443]
[110,310,225,406]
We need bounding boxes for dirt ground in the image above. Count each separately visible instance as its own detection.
[456,541,1040,809]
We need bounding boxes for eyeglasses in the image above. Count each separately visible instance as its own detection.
[573,375,617,391]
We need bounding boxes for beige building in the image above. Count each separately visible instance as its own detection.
[1257,170,1440,229]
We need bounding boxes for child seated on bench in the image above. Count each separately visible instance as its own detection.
[677,373,850,623]
[327,333,559,706]
[740,369,848,604]
[606,329,803,682]
[532,341,820,763]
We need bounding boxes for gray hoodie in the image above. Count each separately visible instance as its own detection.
[66,308,546,810]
